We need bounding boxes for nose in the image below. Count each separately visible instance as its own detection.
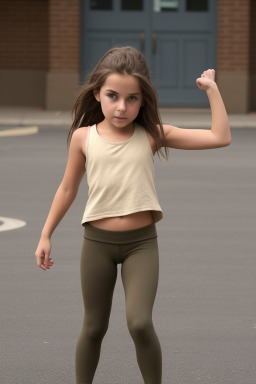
[117,99,126,112]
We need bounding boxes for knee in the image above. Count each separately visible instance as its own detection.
[127,319,153,342]
[84,322,108,341]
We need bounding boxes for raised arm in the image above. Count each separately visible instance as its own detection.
[35,127,87,270]
[163,69,231,150]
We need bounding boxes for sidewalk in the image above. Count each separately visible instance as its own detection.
[0,106,255,129]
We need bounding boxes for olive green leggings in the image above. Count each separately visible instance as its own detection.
[75,222,162,384]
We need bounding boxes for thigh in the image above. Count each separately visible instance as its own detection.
[121,237,159,324]
[80,238,118,324]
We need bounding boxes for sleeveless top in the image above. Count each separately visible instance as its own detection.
[81,123,163,225]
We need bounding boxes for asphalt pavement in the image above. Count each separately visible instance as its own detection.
[0,113,256,383]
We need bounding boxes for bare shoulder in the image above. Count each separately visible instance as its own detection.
[70,126,90,157]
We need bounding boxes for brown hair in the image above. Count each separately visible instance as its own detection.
[68,46,168,159]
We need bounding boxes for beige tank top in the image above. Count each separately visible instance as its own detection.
[81,123,163,225]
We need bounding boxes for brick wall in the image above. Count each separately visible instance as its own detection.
[46,0,80,109]
[0,0,80,71]
[250,0,256,110]
[217,0,250,72]
[0,0,48,69]
[251,0,256,74]
[48,0,80,71]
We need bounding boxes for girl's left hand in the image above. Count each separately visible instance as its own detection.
[196,69,215,91]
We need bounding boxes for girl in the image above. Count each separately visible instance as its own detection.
[35,46,231,384]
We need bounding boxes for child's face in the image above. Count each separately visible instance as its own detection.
[94,73,143,130]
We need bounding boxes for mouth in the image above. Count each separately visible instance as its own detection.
[115,116,127,120]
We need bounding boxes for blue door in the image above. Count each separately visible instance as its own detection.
[81,0,217,106]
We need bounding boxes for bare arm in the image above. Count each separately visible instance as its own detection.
[163,70,231,150]
[35,127,87,270]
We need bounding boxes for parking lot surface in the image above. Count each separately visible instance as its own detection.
[1,126,256,384]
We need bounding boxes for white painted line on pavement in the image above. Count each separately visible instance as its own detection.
[0,127,39,137]
[0,217,27,232]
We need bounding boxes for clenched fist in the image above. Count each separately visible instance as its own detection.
[196,69,216,91]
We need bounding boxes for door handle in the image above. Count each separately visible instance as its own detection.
[152,32,157,54]
[140,32,145,52]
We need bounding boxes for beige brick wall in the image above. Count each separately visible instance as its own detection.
[0,69,46,106]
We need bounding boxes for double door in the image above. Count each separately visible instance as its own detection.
[82,0,217,106]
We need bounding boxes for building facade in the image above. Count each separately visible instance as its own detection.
[0,0,255,113]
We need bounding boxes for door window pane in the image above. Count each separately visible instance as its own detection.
[186,0,208,11]
[122,0,143,10]
[154,0,179,12]
[90,0,112,10]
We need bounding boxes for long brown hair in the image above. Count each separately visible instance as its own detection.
[68,46,168,159]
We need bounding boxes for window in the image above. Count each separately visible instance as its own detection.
[153,0,179,12]
[90,0,112,10]
[122,0,143,11]
[186,0,208,12]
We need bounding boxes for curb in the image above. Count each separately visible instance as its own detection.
[0,108,255,129]
[0,109,72,128]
